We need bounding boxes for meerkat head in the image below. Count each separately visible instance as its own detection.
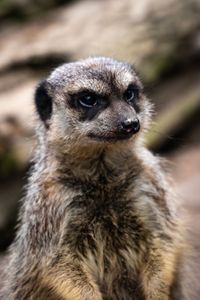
[35,57,152,150]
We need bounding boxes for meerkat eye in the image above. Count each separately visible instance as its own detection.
[124,85,139,104]
[78,93,98,108]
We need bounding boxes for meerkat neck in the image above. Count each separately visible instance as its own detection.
[37,140,140,183]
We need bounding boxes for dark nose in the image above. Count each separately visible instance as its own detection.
[120,118,140,135]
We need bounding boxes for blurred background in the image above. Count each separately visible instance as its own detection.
[0,0,200,297]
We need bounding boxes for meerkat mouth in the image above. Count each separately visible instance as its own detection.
[88,131,136,142]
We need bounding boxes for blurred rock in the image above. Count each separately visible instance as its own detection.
[0,76,36,175]
[167,145,200,300]
[145,80,200,151]
[0,0,200,81]
[0,0,73,22]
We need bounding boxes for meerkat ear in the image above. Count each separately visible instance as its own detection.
[34,80,52,125]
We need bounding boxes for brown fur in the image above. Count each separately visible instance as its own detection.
[1,57,183,299]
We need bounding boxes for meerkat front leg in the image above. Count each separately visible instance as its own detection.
[142,247,176,300]
[43,253,102,300]
[143,274,170,300]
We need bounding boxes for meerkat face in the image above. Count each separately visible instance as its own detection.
[35,57,151,147]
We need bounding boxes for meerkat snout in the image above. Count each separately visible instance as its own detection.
[119,117,140,135]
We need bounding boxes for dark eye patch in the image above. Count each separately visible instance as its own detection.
[68,89,108,121]
[75,91,98,108]
[124,84,140,113]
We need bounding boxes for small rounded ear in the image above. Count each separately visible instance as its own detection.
[34,80,52,126]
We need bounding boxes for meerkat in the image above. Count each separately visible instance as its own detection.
[1,57,183,300]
